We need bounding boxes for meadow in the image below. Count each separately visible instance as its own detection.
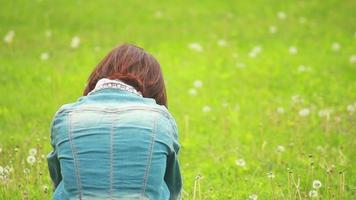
[0,0,355,199]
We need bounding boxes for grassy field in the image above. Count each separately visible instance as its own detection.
[0,0,355,199]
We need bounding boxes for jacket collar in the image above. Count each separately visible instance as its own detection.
[88,78,143,97]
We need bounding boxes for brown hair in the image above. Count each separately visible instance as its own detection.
[83,44,167,107]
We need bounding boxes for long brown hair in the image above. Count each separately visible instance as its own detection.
[83,44,167,107]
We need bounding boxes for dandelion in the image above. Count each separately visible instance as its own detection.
[299,17,307,24]
[249,45,262,58]
[4,30,15,44]
[235,158,246,167]
[267,172,275,179]
[188,88,197,96]
[309,190,318,198]
[40,52,49,61]
[23,168,30,174]
[277,11,286,20]
[193,80,203,88]
[276,145,285,153]
[331,42,341,51]
[45,30,52,38]
[202,105,211,113]
[299,108,310,117]
[289,46,298,55]
[276,107,285,114]
[350,55,356,64]
[27,155,36,165]
[291,94,304,104]
[29,148,37,156]
[312,180,322,189]
[188,42,203,52]
[318,109,332,117]
[269,25,277,34]
[346,104,355,113]
[236,62,246,69]
[42,185,49,193]
[248,194,258,200]
[217,39,227,47]
[70,36,80,49]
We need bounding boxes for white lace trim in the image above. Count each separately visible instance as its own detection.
[88,78,143,97]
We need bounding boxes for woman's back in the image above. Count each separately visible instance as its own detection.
[48,81,181,200]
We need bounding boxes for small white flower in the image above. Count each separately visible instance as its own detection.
[312,180,322,189]
[29,148,37,156]
[331,42,341,51]
[4,30,15,44]
[202,105,211,113]
[276,107,285,114]
[45,30,52,38]
[309,190,318,198]
[217,39,227,47]
[277,11,287,20]
[235,158,246,167]
[188,88,197,96]
[236,62,246,69]
[27,155,36,165]
[188,42,203,52]
[269,25,277,34]
[276,145,285,153]
[40,52,49,61]
[248,194,258,200]
[267,172,275,179]
[289,46,298,55]
[347,104,355,113]
[193,80,203,88]
[70,36,80,49]
[350,55,356,64]
[299,108,310,117]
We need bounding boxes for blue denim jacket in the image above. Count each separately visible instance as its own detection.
[47,79,182,200]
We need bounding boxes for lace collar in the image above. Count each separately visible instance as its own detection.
[88,78,143,97]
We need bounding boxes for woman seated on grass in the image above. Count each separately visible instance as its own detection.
[47,44,182,200]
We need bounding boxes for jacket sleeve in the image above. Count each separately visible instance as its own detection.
[164,117,182,200]
[47,110,63,189]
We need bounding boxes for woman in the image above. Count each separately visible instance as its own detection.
[47,44,182,200]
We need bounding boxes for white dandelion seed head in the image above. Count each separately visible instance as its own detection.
[276,145,285,153]
[267,172,275,179]
[248,194,258,200]
[70,36,81,49]
[318,109,332,117]
[193,80,203,88]
[289,46,298,55]
[276,107,285,114]
[45,30,52,38]
[331,42,341,51]
[312,180,322,189]
[26,155,36,165]
[42,185,49,193]
[349,55,356,64]
[277,11,287,20]
[309,190,318,198]
[4,30,15,44]
[29,148,37,156]
[299,108,310,117]
[235,158,246,167]
[249,46,262,58]
[347,104,355,113]
[23,168,30,174]
[297,65,311,73]
[249,51,257,58]
[188,42,203,52]
[202,105,211,113]
[40,52,49,61]
[236,62,246,69]
[269,25,277,34]
[188,88,197,96]
[217,39,227,47]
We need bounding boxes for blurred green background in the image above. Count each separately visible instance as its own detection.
[0,0,355,199]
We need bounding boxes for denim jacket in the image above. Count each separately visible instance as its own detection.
[47,79,182,200]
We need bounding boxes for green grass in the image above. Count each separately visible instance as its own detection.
[0,0,355,199]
